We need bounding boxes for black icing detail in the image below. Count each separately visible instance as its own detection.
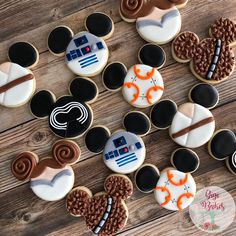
[48,26,73,55]
[210,130,236,160]
[135,165,159,193]
[102,62,127,90]
[70,78,98,103]
[85,12,113,38]
[150,100,177,129]
[190,83,219,109]
[30,90,55,118]
[171,149,199,173]
[139,44,166,68]
[123,112,150,136]
[226,151,236,174]
[85,126,110,153]
[8,42,38,68]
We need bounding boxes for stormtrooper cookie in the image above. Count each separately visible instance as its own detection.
[11,140,80,201]
[30,77,98,138]
[67,174,133,235]
[208,129,236,175]
[47,12,114,77]
[172,18,236,84]
[150,100,215,148]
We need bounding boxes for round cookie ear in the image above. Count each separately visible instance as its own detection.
[138,44,166,69]
[209,18,236,46]
[208,129,236,160]
[135,164,160,193]
[104,174,133,200]
[172,32,199,63]
[69,77,98,104]
[171,148,200,173]
[52,140,81,166]
[11,152,38,181]
[123,111,151,136]
[8,42,39,69]
[102,62,127,91]
[30,90,56,118]
[47,26,74,56]
[226,151,236,175]
[150,99,177,129]
[85,126,111,153]
[85,12,114,40]
[66,186,92,217]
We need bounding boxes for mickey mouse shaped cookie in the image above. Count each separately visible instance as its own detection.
[30,77,98,138]
[66,174,133,235]
[102,44,165,108]
[85,111,151,174]
[0,42,39,107]
[135,149,199,211]
[11,140,80,201]
[119,0,188,44]
[172,18,236,84]
[47,12,114,77]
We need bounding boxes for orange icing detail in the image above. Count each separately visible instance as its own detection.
[154,186,171,206]
[146,86,164,104]
[134,65,155,80]
[123,82,140,104]
[177,193,194,210]
[167,170,188,186]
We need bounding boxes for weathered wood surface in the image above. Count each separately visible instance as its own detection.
[0,0,236,235]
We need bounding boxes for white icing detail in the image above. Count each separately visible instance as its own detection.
[99,220,106,227]
[94,227,100,234]
[232,152,236,168]
[107,204,111,212]
[154,169,196,211]
[104,212,109,220]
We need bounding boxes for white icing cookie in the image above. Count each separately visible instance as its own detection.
[154,169,196,211]
[0,62,35,107]
[136,7,181,45]
[170,103,215,148]
[65,31,109,77]
[122,64,164,108]
[103,131,145,174]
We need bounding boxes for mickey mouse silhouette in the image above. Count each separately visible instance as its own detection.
[172,17,236,84]
[11,139,80,201]
[30,77,98,138]
[66,174,133,236]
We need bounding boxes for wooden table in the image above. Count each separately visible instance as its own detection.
[0,0,236,235]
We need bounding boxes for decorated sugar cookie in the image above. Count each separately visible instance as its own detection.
[11,140,80,201]
[67,174,133,235]
[30,77,98,138]
[47,12,114,77]
[172,18,236,84]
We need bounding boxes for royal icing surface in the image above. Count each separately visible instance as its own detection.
[0,62,35,107]
[170,103,215,148]
[154,169,196,211]
[65,31,109,76]
[122,64,164,108]
[103,131,146,174]
[136,7,181,44]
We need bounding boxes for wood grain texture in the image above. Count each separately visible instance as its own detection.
[0,0,236,235]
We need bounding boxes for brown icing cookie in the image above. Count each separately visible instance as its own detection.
[172,18,236,84]
[66,174,133,235]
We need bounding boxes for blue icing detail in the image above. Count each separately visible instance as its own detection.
[135,142,142,149]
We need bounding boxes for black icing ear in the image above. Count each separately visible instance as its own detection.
[226,151,236,175]
[189,83,219,109]
[138,44,166,69]
[8,42,39,68]
[69,77,98,103]
[102,62,127,91]
[171,148,200,173]
[123,111,151,136]
[150,100,177,129]
[85,12,114,39]
[135,164,160,193]
[30,90,56,118]
[208,129,236,160]
[85,126,111,153]
[47,26,74,56]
